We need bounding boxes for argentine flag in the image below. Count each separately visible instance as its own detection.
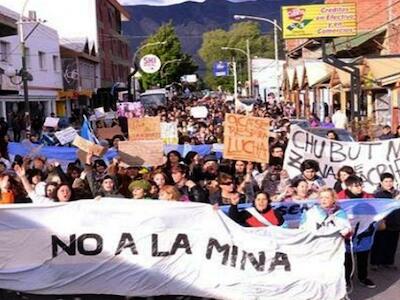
[80,115,99,144]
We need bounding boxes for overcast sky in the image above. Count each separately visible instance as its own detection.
[120,0,254,6]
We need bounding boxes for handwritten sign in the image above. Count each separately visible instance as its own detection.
[97,126,123,140]
[223,113,270,163]
[118,140,164,167]
[128,116,161,141]
[43,117,60,128]
[54,127,77,145]
[72,135,107,157]
[160,122,178,144]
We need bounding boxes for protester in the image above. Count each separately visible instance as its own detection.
[292,159,326,192]
[228,192,284,227]
[159,185,181,201]
[371,173,400,270]
[379,125,394,140]
[334,166,355,193]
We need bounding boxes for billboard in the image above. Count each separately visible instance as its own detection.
[282,3,357,39]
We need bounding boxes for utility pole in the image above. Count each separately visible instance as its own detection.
[273,19,279,99]
[233,58,238,112]
[18,19,30,124]
[246,39,252,97]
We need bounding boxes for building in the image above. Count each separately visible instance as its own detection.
[0,0,131,111]
[284,0,400,129]
[0,6,62,121]
[58,39,100,118]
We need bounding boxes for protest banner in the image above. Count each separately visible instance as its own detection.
[190,106,208,119]
[43,117,60,128]
[160,122,178,144]
[72,135,107,157]
[54,127,77,145]
[128,116,161,141]
[223,113,270,163]
[118,140,164,166]
[283,126,400,193]
[97,126,123,140]
[0,200,347,299]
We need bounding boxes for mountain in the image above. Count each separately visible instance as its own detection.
[122,0,323,73]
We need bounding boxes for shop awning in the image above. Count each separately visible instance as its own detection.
[304,61,333,87]
[296,64,305,89]
[286,66,296,90]
[365,57,400,86]
[325,28,387,55]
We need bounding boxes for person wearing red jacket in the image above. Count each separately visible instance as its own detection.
[337,175,376,289]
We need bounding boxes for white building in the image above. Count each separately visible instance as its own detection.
[251,58,285,101]
[0,5,62,120]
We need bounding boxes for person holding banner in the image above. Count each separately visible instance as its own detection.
[371,172,400,270]
[337,175,376,289]
[229,191,284,227]
[300,187,351,237]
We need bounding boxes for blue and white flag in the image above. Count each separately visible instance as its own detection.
[80,115,99,144]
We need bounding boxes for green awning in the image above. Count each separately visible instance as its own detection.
[325,28,386,55]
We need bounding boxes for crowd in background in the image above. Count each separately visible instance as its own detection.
[0,93,400,300]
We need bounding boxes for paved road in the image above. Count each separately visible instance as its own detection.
[350,242,400,300]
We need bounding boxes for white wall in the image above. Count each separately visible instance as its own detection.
[0,21,63,96]
[0,0,98,49]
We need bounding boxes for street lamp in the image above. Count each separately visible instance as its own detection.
[160,58,182,87]
[127,40,167,101]
[221,40,252,97]
[221,48,239,112]
[234,14,283,99]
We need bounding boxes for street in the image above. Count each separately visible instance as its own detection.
[351,243,400,300]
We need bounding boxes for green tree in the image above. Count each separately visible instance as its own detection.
[199,21,274,91]
[138,22,198,89]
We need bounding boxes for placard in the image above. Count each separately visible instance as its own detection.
[118,140,164,167]
[190,106,208,119]
[54,127,77,145]
[94,107,106,119]
[160,122,178,144]
[43,117,60,128]
[128,116,161,141]
[223,113,270,163]
[97,126,123,140]
[72,135,107,157]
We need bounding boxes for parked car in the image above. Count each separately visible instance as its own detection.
[307,127,355,142]
[140,89,167,109]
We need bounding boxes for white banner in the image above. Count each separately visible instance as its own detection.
[284,126,400,193]
[0,200,346,299]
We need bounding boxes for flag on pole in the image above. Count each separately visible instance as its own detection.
[80,115,99,144]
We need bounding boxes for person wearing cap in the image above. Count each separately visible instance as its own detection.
[197,154,219,185]
[96,175,124,198]
[129,179,152,199]
[171,165,207,203]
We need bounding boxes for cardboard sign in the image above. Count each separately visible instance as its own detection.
[97,126,123,140]
[118,140,164,167]
[223,113,270,163]
[128,116,161,141]
[43,117,60,128]
[54,127,77,145]
[72,135,107,157]
[190,106,208,119]
[160,122,178,144]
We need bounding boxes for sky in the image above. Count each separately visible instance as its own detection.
[119,0,254,6]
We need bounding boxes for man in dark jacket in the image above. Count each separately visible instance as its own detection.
[171,165,208,203]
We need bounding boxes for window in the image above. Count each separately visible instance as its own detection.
[52,55,59,72]
[38,51,46,70]
[0,41,10,62]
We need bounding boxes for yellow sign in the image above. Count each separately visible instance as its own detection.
[282,3,357,39]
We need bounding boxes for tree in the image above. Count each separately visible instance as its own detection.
[199,21,274,91]
[137,22,198,90]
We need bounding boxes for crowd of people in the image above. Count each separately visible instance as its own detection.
[0,93,399,300]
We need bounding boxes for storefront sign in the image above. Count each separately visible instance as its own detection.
[282,3,357,39]
[140,54,161,74]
